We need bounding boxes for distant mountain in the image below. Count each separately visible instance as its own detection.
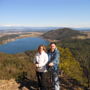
[0,26,90,33]
[0,26,59,32]
[42,28,87,41]
[73,28,90,31]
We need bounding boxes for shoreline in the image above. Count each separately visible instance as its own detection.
[41,36,60,43]
[0,32,44,45]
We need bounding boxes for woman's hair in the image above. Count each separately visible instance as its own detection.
[38,45,46,52]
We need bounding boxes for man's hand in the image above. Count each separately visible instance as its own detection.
[49,62,54,66]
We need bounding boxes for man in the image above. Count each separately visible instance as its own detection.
[47,42,60,90]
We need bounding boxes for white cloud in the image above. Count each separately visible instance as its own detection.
[0,24,90,28]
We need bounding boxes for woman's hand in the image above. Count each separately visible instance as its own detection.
[36,64,39,67]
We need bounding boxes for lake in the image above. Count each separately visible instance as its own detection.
[0,37,49,54]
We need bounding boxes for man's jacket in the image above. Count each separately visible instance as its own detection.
[47,48,60,71]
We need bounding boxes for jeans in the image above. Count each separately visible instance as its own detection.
[50,70,60,90]
[36,72,47,90]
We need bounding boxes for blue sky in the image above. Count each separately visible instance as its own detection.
[0,0,90,27]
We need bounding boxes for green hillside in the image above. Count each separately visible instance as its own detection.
[42,28,90,89]
[0,52,36,80]
[0,28,89,89]
[0,47,88,90]
[42,28,87,41]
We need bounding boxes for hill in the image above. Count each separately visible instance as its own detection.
[42,28,87,41]
[0,28,89,90]
[42,28,90,89]
[0,47,88,90]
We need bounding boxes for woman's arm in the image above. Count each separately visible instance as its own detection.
[33,53,38,64]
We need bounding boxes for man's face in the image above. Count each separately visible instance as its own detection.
[50,44,56,51]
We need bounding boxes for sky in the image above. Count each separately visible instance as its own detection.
[0,0,90,28]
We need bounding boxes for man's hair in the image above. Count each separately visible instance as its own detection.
[50,42,56,45]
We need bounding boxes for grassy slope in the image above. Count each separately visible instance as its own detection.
[0,48,88,89]
[42,28,87,41]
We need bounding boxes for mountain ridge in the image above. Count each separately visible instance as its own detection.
[42,28,88,41]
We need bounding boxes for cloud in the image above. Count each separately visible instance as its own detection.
[0,24,90,28]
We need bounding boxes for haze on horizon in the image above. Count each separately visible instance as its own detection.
[0,0,90,28]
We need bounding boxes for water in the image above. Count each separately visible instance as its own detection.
[0,37,49,54]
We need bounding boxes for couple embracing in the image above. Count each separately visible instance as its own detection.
[34,42,60,90]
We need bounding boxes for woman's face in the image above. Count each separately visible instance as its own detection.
[39,46,44,53]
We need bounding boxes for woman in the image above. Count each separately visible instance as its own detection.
[34,45,48,90]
